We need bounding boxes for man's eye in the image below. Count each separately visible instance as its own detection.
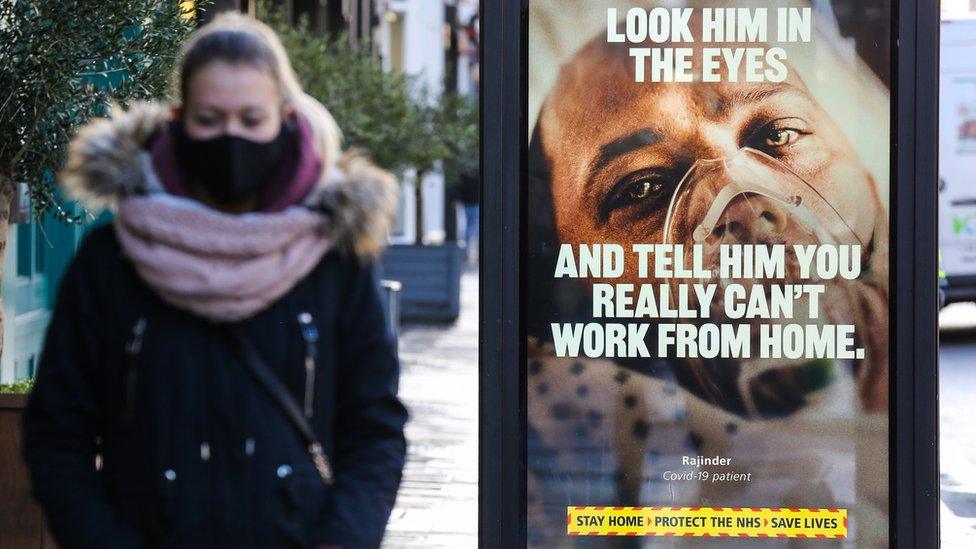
[764,128,800,147]
[749,118,811,152]
[625,179,663,202]
[599,171,673,221]
[605,176,667,214]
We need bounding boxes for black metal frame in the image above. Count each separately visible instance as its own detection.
[893,0,940,546]
[480,1,524,547]
[480,0,939,546]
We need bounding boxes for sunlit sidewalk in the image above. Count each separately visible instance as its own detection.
[383,269,479,548]
[939,303,976,546]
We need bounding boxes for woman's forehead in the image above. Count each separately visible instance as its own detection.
[185,61,280,111]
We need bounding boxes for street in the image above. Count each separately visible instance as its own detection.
[383,270,479,548]
[940,303,976,546]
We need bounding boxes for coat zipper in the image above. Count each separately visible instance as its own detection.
[296,312,333,485]
[297,312,319,418]
[309,442,334,484]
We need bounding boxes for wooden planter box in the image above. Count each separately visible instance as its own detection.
[380,244,463,323]
[0,393,55,548]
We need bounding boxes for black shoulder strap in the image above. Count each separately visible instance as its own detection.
[222,325,333,485]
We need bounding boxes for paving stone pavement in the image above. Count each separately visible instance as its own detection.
[383,269,479,548]
[938,303,976,547]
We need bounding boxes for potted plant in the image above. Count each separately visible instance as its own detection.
[0,2,193,544]
[263,6,479,322]
[377,93,478,322]
[0,377,54,546]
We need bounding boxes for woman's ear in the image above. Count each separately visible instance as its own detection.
[171,106,182,120]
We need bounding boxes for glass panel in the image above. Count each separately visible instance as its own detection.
[525,2,891,545]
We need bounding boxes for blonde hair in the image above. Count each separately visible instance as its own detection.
[175,12,342,172]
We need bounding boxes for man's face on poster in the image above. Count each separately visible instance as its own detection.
[536,38,886,288]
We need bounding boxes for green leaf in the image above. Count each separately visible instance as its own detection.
[0,0,199,223]
[255,1,478,183]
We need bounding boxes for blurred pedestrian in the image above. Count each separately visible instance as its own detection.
[22,13,406,549]
[457,166,479,265]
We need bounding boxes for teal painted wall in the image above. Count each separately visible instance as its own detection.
[0,206,111,384]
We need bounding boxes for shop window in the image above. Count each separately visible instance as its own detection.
[388,11,405,74]
[16,223,31,278]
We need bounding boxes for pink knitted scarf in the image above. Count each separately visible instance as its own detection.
[114,195,332,322]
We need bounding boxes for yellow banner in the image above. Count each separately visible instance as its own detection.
[566,506,847,539]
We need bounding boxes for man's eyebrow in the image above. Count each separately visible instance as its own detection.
[725,83,800,109]
[587,128,661,183]
[581,85,800,184]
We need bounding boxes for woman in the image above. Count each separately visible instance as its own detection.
[22,13,406,549]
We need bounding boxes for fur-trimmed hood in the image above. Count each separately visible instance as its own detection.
[61,102,399,260]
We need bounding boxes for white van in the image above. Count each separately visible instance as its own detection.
[939,17,976,304]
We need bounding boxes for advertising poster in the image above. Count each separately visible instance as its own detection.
[525,1,891,545]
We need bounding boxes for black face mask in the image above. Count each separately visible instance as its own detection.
[172,121,295,206]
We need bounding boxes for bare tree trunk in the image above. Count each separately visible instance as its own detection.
[414,170,425,245]
[0,179,14,364]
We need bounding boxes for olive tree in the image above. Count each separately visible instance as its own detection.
[0,0,195,359]
[260,4,479,244]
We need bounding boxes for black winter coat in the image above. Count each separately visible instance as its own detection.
[21,103,407,549]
